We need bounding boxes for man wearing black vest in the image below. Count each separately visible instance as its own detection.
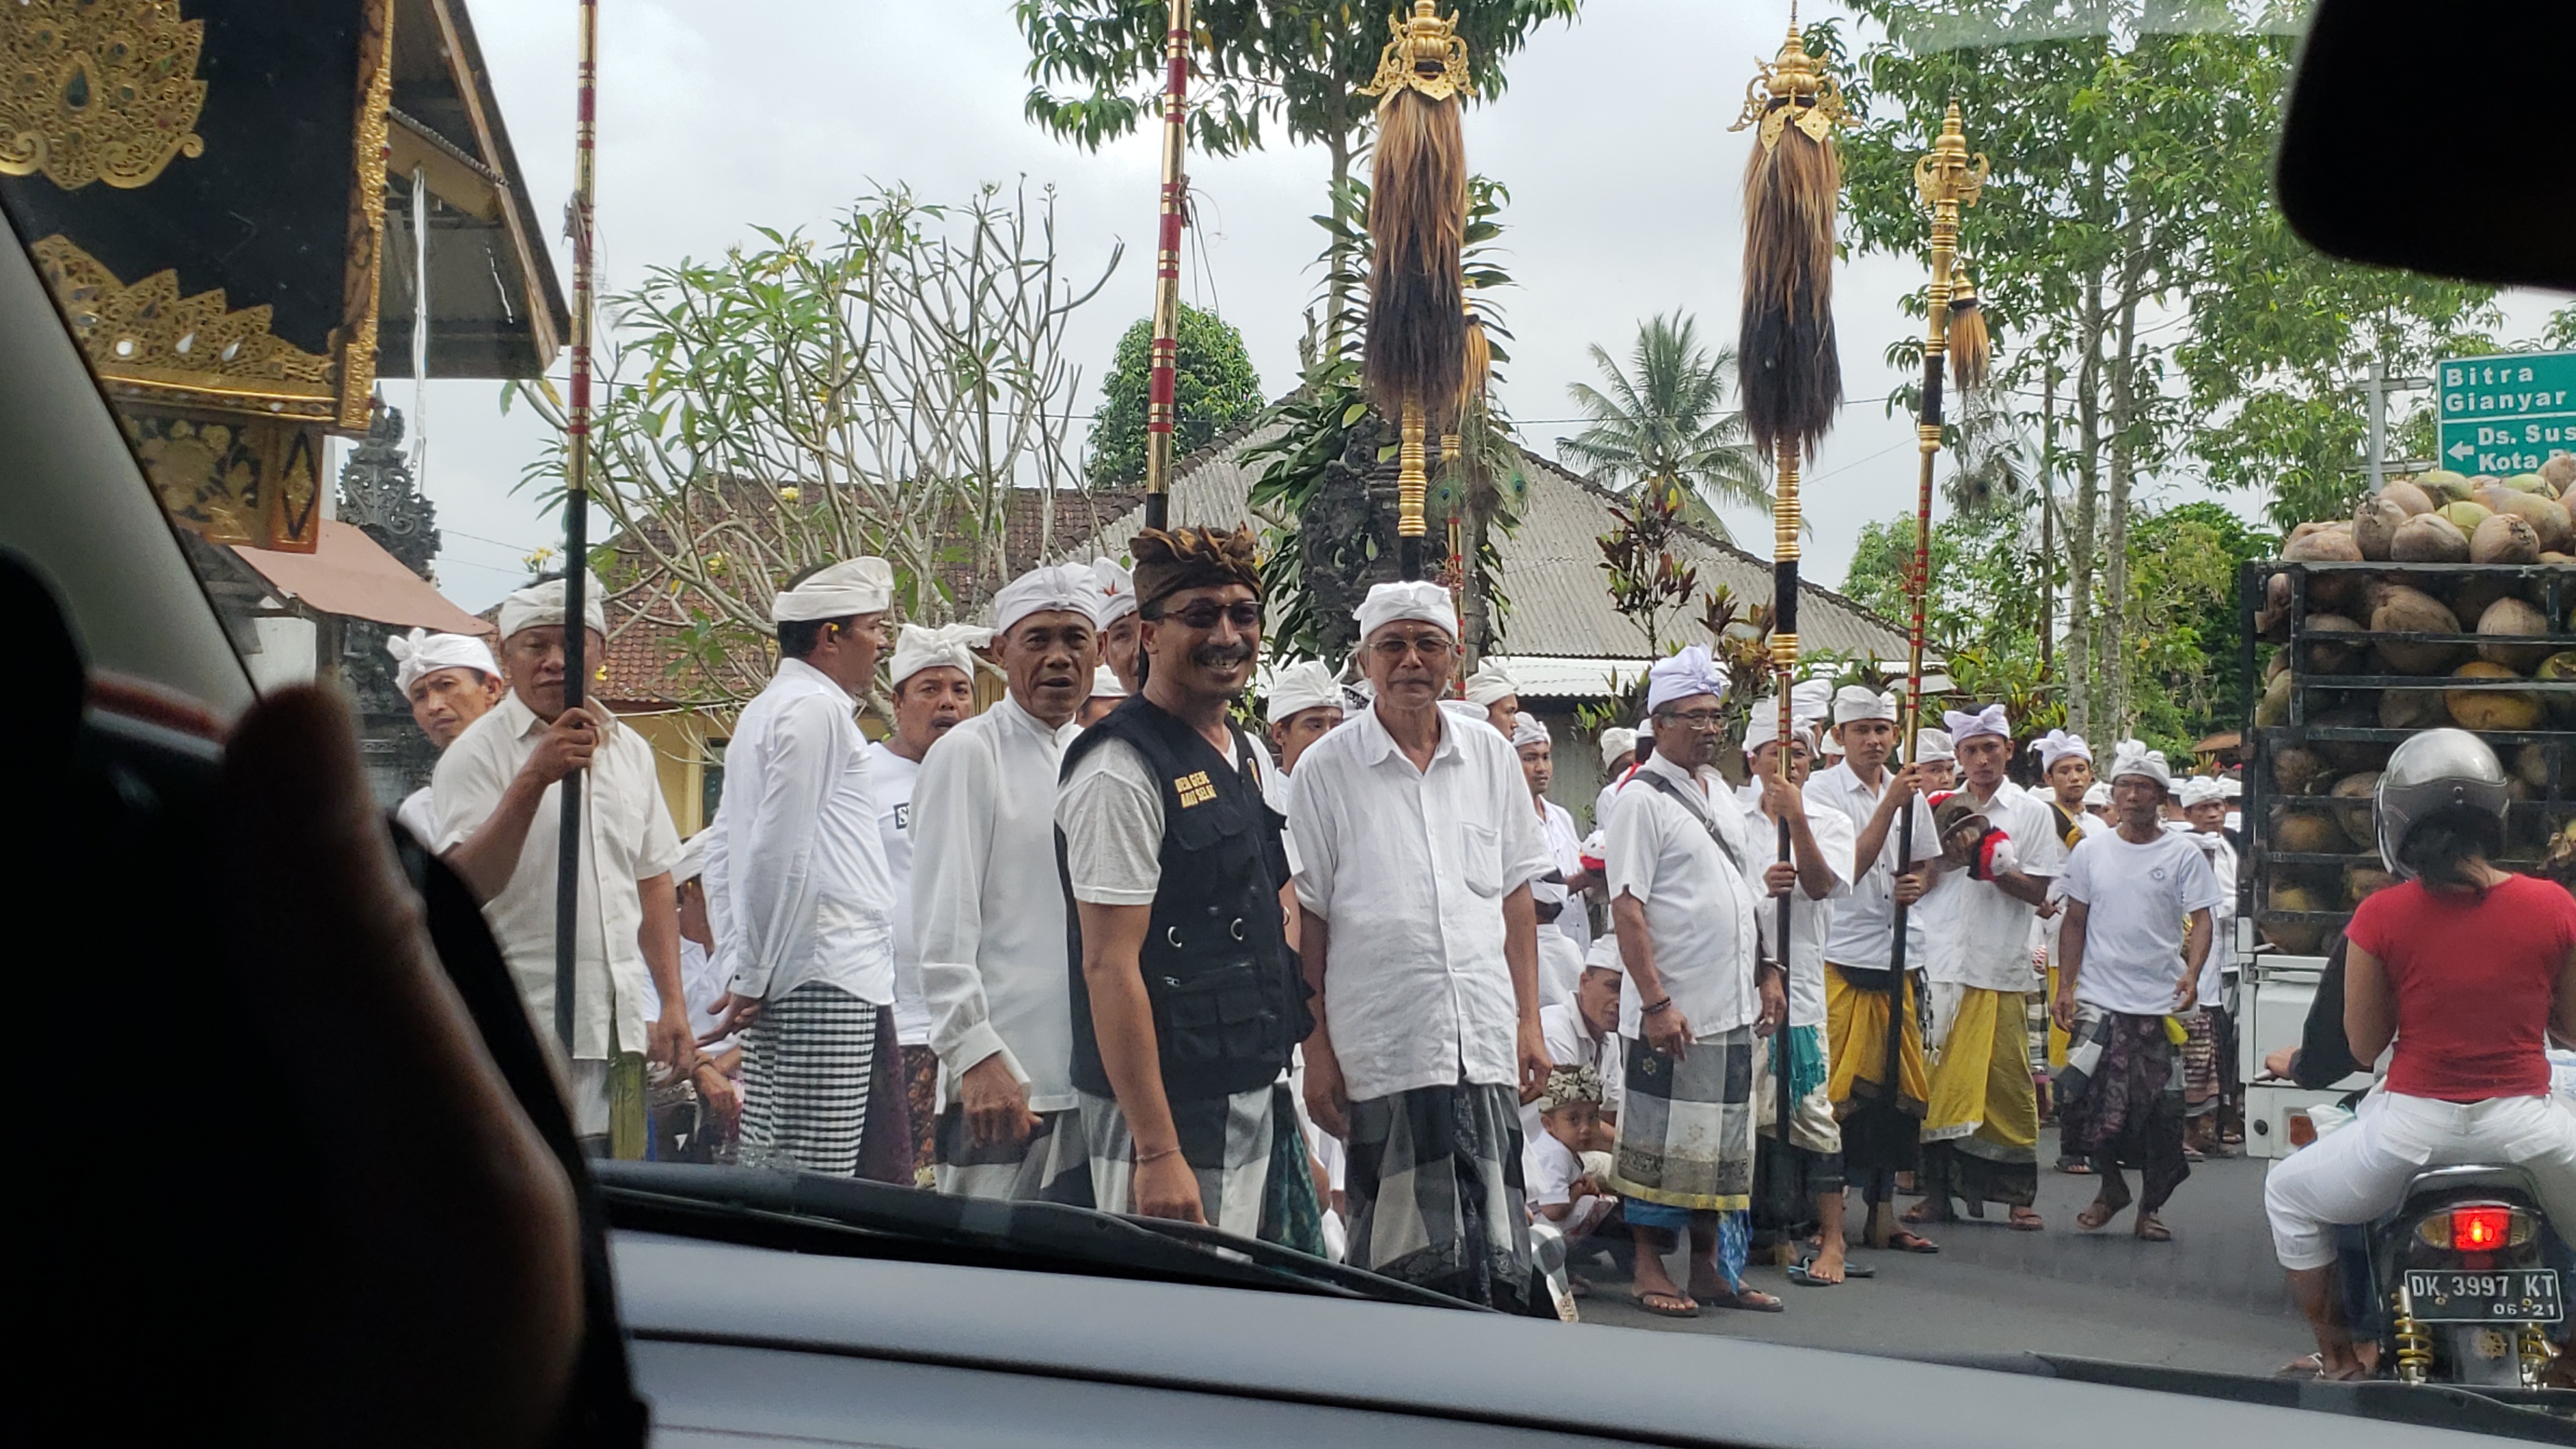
[1056,526,1309,1233]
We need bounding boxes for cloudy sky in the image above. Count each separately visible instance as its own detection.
[401,1,2559,612]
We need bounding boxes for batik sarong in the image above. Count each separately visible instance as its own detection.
[2055,1006,2191,1213]
[1078,1084,1274,1238]
[738,983,878,1176]
[1609,1025,1758,1213]
[1920,986,2040,1209]
[1342,1081,1533,1313]
[1752,1023,1844,1220]
[901,1044,940,1187]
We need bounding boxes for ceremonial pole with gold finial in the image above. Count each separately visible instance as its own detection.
[1358,3,1473,583]
[1142,0,1192,534]
[553,0,602,1056]
[1730,9,1850,1216]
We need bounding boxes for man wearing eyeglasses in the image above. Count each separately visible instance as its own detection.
[1285,580,1553,1312]
[1056,527,1313,1237]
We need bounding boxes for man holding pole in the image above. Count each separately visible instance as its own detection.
[1809,685,1940,1252]
[434,573,693,1156]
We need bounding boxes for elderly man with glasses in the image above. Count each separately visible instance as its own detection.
[1285,580,1553,1312]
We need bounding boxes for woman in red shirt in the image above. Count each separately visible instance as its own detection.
[2264,730,2576,1379]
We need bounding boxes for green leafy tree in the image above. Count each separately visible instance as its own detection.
[1556,311,1770,540]
[1086,301,1262,489]
[1014,1,1577,342]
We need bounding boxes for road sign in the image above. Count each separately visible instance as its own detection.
[2437,350,2576,476]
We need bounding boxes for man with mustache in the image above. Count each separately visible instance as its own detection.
[871,621,989,1183]
[916,562,1104,1200]
[1287,579,1553,1312]
[1057,526,1309,1232]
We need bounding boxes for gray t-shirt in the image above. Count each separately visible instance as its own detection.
[1058,731,1277,906]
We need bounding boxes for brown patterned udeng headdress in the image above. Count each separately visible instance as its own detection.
[1130,526,1262,615]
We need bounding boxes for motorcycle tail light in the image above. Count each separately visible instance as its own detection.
[2286,1110,2315,1148]
[2418,1204,2534,1251]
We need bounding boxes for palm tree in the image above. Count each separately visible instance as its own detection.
[1556,312,1770,540]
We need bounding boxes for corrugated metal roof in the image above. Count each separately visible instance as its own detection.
[1088,417,1913,667]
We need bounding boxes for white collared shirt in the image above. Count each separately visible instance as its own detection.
[1535,795,1591,954]
[866,741,931,1046]
[1807,760,1940,971]
[1606,753,1763,1038]
[913,693,1084,1112]
[1736,782,1856,1027]
[433,691,681,1061]
[1286,703,1552,1103]
[1928,779,2065,994]
[712,658,894,1008]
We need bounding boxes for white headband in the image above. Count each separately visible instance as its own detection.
[1943,703,2011,746]
[772,556,894,624]
[1598,725,1638,770]
[386,627,498,696]
[1913,728,1955,764]
[2083,781,2112,807]
[1354,579,1456,643]
[2029,728,2093,770]
[889,621,991,688]
[498,572,608,641]
[1266,659,1345,724]
[2177,776,2227,809]
[1462,659,1520,707]
[1091,557,1137,625]
[1088,663,1127,700]
[992,562,1105,637]
[1511,712,1549,749]
[1738,694,1820,757]
[2108,739,2172,792]
[1646,645,1727,714]
[1832,684,1898,724]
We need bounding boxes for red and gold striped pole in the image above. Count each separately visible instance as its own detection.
[553,0,601,1054]
[1142,0,1192,533]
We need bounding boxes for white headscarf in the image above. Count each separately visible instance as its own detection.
[1943,703,2011,746]
[1738,694,1821,757]
[1511,712,1550,749]
[385,628,498,696]
[991,562,1105,637]
[1598,725,1638,771]
[889,621,991,688]
[1645,645,1726,714]
[498,572,608,641]
[2083,781,2112,808]
[2108,739,2172,792]
[1914,728,1955,764]
[1091,557,1137,624]
[1584,931,1623,974]
[1832,684,1898,724]
[772,556,894,623]
[2177,776,2227,809]
[1462,658,1520,707]
[1266,659,1344,724]
[1354,579,1455,641]
[2029,729,2093,770]
[1088,663,1128,700]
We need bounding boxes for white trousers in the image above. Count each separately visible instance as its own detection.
[2263,1089,2576,1269]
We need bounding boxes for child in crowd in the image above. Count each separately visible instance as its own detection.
[1526,1063,1618,1251]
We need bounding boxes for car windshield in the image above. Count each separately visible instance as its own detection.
[7,0,2572,1427]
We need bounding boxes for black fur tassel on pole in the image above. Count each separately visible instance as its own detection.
[1358,3,1472,583]
[1730,13,1848,1227]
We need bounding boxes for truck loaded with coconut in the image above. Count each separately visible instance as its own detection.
[2235,454,2576,1157]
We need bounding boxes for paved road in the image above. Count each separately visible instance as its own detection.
[1575,1153,2313,1376]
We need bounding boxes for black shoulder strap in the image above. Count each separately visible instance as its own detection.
[1636,767,1746,876]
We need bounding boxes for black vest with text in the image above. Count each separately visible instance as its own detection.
[1057,695,1310,1101]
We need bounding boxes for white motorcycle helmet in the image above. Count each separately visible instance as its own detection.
[2373,728,2511,881]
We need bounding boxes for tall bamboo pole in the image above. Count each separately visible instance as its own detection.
[1882,101,1986,1108]
[1142,0,1191,535]
[553,0,601,1053]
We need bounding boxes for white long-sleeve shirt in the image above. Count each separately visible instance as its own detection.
[1285,704,1552,1103]
[866,742,931,1046]
[912,693,1083,1113]
[712,658,894,1006]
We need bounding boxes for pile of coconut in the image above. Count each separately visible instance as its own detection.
[2251,454,2575,953]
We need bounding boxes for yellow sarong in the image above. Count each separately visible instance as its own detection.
[1825,966,1929,1117]
[1923,986,2039,1150]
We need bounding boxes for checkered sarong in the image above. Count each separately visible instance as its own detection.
[738,983,878,1176]
[1610,1025,1758,1213]
[1079,1085,1274,1238]
[1343,1082,1533,1313]
[933,1106,1093,1205]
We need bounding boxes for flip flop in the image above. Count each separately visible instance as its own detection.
[1629,1289,1700,1318]
[2006,1210,2044,1232]
[1884,1229,1940,1254]
[2056,1157,2093,1175]
[1701,1286,1787,1312]
[2135,1215,2173,1243]
[1786,1255,1844,1287]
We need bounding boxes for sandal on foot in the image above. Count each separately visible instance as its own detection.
[2056,1157,2093,1175]
[2075,1198,2125,1232]
[1885,1229,1940,1254]
[2007,1209,2044,1232]
[1703,1287,1787,1312]
[2134,1214,2172,1243]
[1787,1254,1846,1287]
[1629,1289,1699,1318]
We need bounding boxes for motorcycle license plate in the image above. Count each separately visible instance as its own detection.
[2406,1268,2563,1323]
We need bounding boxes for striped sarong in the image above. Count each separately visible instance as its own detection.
[933,1105,1093,1205]
[1079,1084,1275,1238]
[737,983,878,1176]
[1609,1025,1758,1213]
[1343,1082,1533,1313]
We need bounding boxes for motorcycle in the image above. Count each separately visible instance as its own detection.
[2352,1163,2568,1389]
